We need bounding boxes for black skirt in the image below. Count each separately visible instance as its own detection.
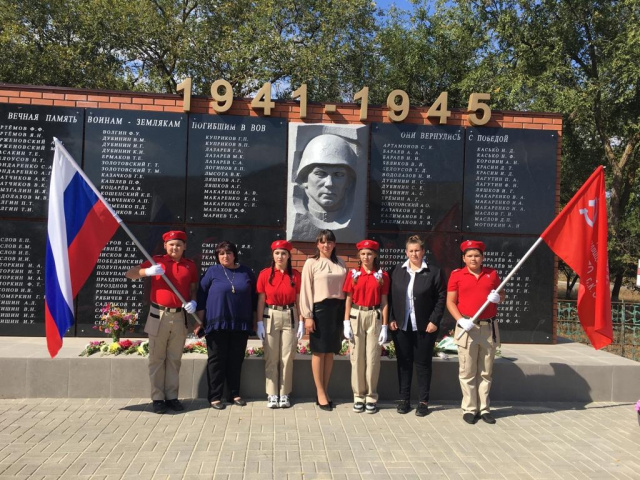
[310,298,345,354]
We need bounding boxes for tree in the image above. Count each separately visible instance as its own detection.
[0,0,132,90]
[370,0,489,106]
[449,0,640,299]
[0,0,379,101]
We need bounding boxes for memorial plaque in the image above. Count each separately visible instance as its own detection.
[0,221,46,336]
[83,109,187,223]
[187,115,287,226]
[463,128,557,234]
[0,104,83,218]
[369,123,464,232]
[461,235,554,343]
[76,224,183,337]
[188,227,286,276]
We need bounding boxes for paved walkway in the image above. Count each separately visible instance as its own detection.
[0,399,638,479]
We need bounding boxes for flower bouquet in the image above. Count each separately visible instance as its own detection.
[338,339,349,356]
[184,340,207,354]
[635,400,640,427]
[79,339,148,357]
[297,342,312,355]
[245,346,265,358]
[381,342,396,359]
[94,304,139,342]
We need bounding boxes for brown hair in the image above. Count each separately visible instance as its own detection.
[405,235,424,249]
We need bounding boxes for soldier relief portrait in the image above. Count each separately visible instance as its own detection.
[287,124,368,243]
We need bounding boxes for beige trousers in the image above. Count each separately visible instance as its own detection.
[146,308,187,401]
[263,307,298,396]
[348,307,382,403]
[455,322,499,415]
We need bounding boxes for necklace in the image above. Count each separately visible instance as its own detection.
[222,266,236,294]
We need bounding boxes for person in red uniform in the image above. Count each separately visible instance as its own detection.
[446,240,504,425]
[342,239,389,414]
[125,230,199,414]
[256,240,304,408]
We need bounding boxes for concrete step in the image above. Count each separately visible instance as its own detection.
[1,337,639,402]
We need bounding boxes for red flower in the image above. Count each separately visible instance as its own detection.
[118,339,133,349]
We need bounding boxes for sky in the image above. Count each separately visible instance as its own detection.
[374,0,417,11]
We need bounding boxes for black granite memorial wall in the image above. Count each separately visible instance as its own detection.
[83,109,188,223]
[186,115,287,226]
[0,101,558,343]
[369,123,464,232]
[0,104,84,218]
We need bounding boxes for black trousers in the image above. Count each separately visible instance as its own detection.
[391,326,438,403]
[205,330,249,402]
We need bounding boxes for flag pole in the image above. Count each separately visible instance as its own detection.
[53,138,201,325]
[456,237,545,339]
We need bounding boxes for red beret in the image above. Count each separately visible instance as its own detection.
[460,240,485,253]
[162,230,187,242]
[356,239,379,251]
[271,240,293,251]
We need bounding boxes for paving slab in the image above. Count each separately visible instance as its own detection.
[0,399,638,479]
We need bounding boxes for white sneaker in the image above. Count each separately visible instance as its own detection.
[278,395,291,408]
[267,395,279,409]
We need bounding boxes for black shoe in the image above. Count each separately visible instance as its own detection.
[415,402,429,417]
[316,396,333,408]
[480,413,496,424]
[318,402,332,411]
[396,400,410,414]
[365,403,379,414]
[353,402,365,413]
[165,399,184,411]
[463,413,477,424]
[210,401,226,410]
[229,397,247,407]
[152,400,167,414]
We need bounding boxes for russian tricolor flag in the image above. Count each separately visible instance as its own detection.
[45,139,120,357]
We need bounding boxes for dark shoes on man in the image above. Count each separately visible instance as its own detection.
[415,402,430,417]
[153,399,185,414]
[396,400,410,414]
[152,400,167,414]
[463,413,477,424]
[463,412,496,424]
[165,399,184,411]
[479,413,496,424]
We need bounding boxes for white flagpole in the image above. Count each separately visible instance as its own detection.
[456,237,545,339]
[53,138,201,324]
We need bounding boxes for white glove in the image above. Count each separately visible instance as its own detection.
[457,318,475,332]
[487,289,501,304]
[378,325,388,345]
[183,300,197,314]
[296,321,304,340]
[144,264,165,277]
[256,321,266,342]
[343,320,353,341]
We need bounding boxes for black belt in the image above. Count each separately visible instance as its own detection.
[151,302,183,313]
[266,303,295,311]
[464,316,497,342]
[352,304,380,311]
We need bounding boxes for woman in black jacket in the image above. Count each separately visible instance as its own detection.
[388,235,446,417]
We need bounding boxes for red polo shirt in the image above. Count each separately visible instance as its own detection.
[141,254,198,308]
[447,266,500,319]
[256,268,301,305]
[342,267,390,307]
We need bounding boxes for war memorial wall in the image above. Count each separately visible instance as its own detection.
[0,84,562,344]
